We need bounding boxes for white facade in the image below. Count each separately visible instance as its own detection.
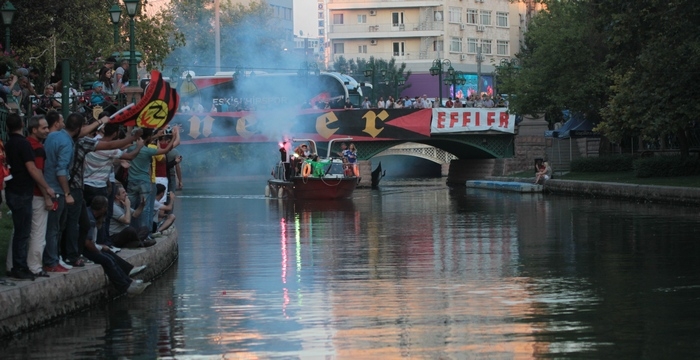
[323,0,542,74]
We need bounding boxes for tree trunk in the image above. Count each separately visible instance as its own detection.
[677,129,690,158]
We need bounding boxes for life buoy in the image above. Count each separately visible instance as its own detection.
[302,163,312,177]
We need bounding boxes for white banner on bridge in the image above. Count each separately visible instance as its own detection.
[430,107,515,134]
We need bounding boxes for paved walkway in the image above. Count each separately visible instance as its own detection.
[0,229,178,338]
[488,176,700,206]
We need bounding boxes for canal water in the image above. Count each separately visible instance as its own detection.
[2,178,700,359]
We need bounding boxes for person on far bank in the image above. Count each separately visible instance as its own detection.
[535,160,552,184]
[4,113,56,280]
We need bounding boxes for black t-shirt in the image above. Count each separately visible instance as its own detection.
[5,133,36,194]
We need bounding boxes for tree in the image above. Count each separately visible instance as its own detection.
[597,0,700,156]
[496,0,609,127]
[333,55,412,101]
[0,0,180,88]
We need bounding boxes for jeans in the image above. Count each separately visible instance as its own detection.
[127,180,151,229]
[44,195,67,267]
[5,191,34,271]
[63,187,85,262]
[84,184,109,244]
[82,248,133,293]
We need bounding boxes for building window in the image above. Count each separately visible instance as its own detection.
[433,40,444,52]
[466,9,478,24]
[393,42,405,56]
[497,40,509,56]
[480,11,491,26]
[358,14,367,24]
[449,7,462,23]
[333,43,344,54]
[318,12,324,19]
[467,38,478,53]
[333,14,344,25]
[496,12,508,27]
[392,12,404,26]
[358,45,367,54]
[450,37,462,53]
[481,40,492,55]
[318,20,324,27]
[318,29,324,36]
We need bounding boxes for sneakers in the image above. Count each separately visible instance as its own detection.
[109,246,121,253]
[151,232,166,238]
[129,265,147,277]
[126,280,151,296]
[44,264,70,273]
[59,258,73,270]
[33,270,50,278]
[65,258,85,268]
[140,238,157,247]
[6,269,35,281]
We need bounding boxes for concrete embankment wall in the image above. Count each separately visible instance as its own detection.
[0,230,178,338]
[488,177,700,206]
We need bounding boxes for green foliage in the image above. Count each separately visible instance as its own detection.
[1,0,181,88]
[633,155,700,178]
[497,0,608,121]
[333,55,412,99]
[597,0,700,156]
[570,155,634,172]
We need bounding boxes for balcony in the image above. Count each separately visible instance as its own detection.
[328,0,443,10]
[328,22,443,40]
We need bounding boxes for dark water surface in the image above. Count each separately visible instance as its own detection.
[3,178,700,359]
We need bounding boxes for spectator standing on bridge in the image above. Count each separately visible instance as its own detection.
[483,96,495,108]
[376,97,385,109]
[361,97,371,109]
[403,96,412,108]
[453,97,462,108]
[343,99,354,109]
[445,97,454,108]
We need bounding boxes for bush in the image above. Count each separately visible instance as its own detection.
[570,155,635,172]
[633,155,700,178]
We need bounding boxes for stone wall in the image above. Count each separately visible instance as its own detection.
[0,229,179,338]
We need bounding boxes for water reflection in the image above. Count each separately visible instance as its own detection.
[2,179,700,358]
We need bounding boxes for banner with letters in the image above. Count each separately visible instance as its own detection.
[431,107,515,134]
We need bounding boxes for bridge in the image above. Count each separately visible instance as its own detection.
[170,107,534,184]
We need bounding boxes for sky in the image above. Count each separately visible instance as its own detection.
[293,0,318,38]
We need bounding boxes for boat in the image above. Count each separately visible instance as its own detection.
[267,138,359,200]
[371,161,386,189]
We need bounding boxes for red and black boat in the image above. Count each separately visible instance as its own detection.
[267,138,358,200]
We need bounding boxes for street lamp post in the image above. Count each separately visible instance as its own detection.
[123,0,140,88]
[109,4,121,45]
[430,58,453,106]
[364,64,386,105]
[1,1,17,54]
[443,70,465,99]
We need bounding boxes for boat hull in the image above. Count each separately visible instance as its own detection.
[268,176,358,200]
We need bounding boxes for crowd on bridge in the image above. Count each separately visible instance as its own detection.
[0,110,184,297]
[351,93,507,110]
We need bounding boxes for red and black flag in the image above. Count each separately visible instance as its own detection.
[110,70,180,128]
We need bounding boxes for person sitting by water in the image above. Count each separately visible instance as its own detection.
[83,196,151,296]
[109,183,155,248]
[534,161,552,184]
[152,184,176,236]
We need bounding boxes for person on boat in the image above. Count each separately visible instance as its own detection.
[336,143,348,161]
[343,143,358,176]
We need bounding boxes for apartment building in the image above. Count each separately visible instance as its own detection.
[323,0,541,97]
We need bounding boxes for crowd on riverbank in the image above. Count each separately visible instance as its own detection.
[0,111,183,296]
